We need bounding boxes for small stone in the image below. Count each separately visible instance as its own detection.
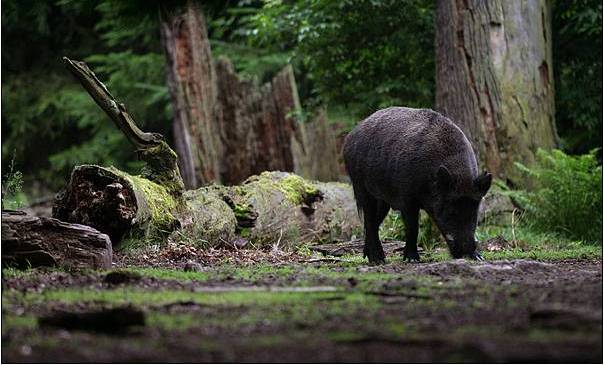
[19,344,32,356]
[184,261,203,272]
[233,237,248,248]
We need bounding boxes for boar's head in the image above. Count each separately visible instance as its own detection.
[426,166,492,260]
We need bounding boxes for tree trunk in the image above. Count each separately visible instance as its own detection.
[160,1,220,188]
[435,0,557,183]
[2,210,112,269]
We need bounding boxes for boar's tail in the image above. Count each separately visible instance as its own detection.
[350,183,368,221]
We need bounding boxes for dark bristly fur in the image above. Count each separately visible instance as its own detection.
[343,107,492,263]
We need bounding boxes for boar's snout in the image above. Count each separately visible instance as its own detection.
[447,236,478,259]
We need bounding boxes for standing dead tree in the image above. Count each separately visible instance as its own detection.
[159,2,340,187]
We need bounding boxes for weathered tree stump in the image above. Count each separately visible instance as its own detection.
[1,210,112,269]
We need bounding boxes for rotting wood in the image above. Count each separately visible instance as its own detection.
[160,2,220,188]
[1,210,113,269]
[55,59,361,250]
[63,57,184,195]
[159,3,341,187]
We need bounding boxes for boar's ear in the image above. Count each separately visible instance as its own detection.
[474,172,492,197]
[436,165,454,192]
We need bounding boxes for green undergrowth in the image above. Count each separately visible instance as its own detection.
[481,246,601,261]
[4,288,356,307]
[2,287,383,333]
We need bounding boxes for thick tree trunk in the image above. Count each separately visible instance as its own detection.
[160,1,220,188]
[2,210,112,269]
[435,0,557,183]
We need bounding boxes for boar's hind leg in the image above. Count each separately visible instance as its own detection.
[361,195,388,264]
[400,203,420,262]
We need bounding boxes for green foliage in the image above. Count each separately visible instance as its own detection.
[1,0,171,193]
[1,156,27,209]
[553,0,603,153]
[247,0,435,120]
[512,149,602,243]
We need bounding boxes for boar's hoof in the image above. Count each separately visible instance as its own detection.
[403,249,421,263]
[368,258,386,265]
[364,245,386,265]
[469,252,485,261]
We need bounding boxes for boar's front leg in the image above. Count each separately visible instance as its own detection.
[400,202,420,262]
[361,196,389,264]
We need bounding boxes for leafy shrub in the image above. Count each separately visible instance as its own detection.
[1,157,28,209]
[513,149,602,243]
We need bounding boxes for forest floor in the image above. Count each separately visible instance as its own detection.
[2,243,602,363]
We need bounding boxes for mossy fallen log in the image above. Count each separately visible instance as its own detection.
[54,168,360,249]
[53,165,180,244]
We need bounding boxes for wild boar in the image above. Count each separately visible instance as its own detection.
[343,107,492,264]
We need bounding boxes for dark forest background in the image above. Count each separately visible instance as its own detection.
[1,0,602,198]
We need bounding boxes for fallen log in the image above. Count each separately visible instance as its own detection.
[54,58,361,250]
[1,210,112,269]
[54,167,360,249]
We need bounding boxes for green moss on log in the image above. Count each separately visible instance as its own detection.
[138,141,185,195]
[104,167,180,241]
[172,187,237,248]
[243,171,321,205]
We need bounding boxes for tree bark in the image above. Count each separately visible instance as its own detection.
[2,210,112,269]
[292,109,341,182]
[160,1,220,188]
[214,58,303,185]
[435,0,557,183]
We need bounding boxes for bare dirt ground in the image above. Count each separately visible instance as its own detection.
[1,249,602,363]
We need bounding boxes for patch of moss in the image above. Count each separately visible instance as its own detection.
[6,288,349,307]
[232,203,254,219]
[138,141,185,195]
[245,171,320,205]
[482,246,602,261]
[129,174,179,235]
[177,187,237,247]
[102,166,180,242]
[1,314,37,331]
[126,268,211,282]
[275,174,320,205]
